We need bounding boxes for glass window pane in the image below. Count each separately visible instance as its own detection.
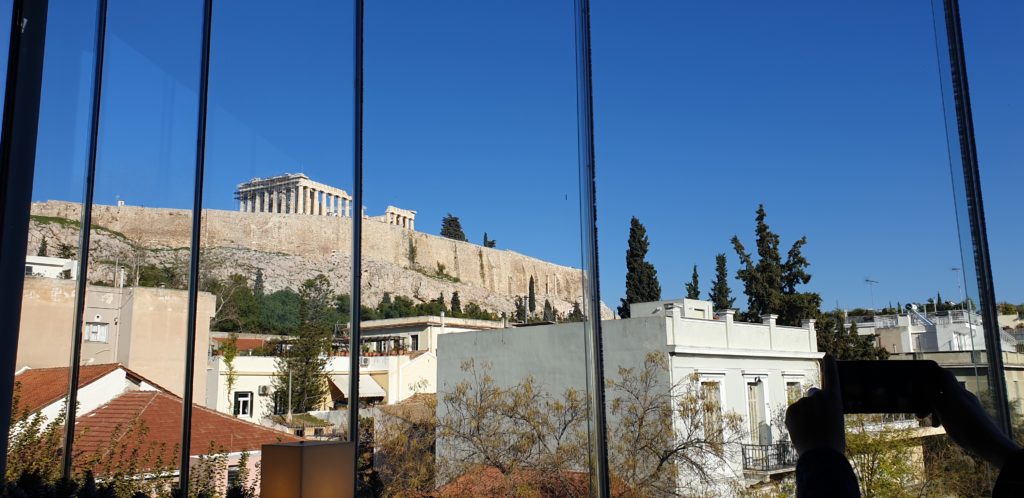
[365,1,593,496]
[591,1,1006,495]
[48,1,205,492]
[9,0,91,481]
[198,0,355,495]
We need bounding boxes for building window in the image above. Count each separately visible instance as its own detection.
[411,334,420,351]
[227,465,240,489]
[85,322,109,343]
[701,381,723,445]
[786,381,802,404]
[234,391,254,417]
[747,379,767,445]
[24,265,33,276]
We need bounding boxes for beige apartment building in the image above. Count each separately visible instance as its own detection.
[17,277,215,400]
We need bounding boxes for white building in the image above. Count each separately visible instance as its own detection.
[24,255,77,279]
[360,315,505,354]
[853,309,1014,353]
[436,298,823,495]
[206,353,437,423]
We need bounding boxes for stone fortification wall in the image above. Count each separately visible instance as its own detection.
[31,201,602,316]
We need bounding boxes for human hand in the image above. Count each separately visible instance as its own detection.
[786,354,845,456]
[929,368,1020,468]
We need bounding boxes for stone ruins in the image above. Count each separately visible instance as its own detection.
[235,173,417,231]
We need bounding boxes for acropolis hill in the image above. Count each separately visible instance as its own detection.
[29,200,612,319]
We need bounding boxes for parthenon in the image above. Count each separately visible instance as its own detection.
[237,173,352,217]
[235,173,416,230]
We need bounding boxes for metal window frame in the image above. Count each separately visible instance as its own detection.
[0,0,48,481]
[0,0,1009,494]
[931,0,1012,436]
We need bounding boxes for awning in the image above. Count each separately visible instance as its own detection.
[330,374,386,399]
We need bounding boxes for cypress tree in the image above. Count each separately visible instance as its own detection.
[451,291,462,316]
[567,301,585,322]
[528,276,536,313]
[514,296,527,322]
[708,253,735,311]
[440,214,467,241]
[617,217,661,318]
[37,237,48,257]
[543,299,555,322]
[483,232,496,248]
[685,265,700,299]
[733,204,820,325]
[253,269,265,298]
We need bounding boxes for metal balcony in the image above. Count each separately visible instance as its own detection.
[741,441,798,472]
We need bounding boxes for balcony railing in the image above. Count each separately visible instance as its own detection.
[741,442,798,472]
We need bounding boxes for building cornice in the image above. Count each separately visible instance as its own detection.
[669,345,824,360]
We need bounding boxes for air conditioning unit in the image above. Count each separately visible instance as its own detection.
[359,357,370,367]
[258,385,270,396]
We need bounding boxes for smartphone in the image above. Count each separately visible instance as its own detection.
[835,360,942,414]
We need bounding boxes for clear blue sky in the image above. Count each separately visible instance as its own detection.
[27,0,1024,311]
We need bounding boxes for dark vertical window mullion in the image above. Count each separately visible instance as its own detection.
[178,0,214,491]
[939,0,1012,436]
[347,0,365,491]
[573,0,610,496]
[0,0,48,481]
[62,0,108,479]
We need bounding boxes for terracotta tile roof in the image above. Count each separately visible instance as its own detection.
[14,364,121,414]
[74,391,300,471]
[213,337,267,352]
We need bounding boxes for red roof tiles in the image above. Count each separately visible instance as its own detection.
[14,364,121,414]
[74,391,300,471]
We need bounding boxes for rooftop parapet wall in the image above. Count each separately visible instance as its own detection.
[663,308,819,354]
[30,201,590,310]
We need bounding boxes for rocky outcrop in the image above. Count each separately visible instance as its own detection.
[29,201,612,319]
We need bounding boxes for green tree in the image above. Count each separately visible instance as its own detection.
[618,217,661,318]
[440,213,467,241]
[36,237,48,257]
[528,276,537,314]
[205,274,259,332]
[733,204,820,325]
[299,274,336,330]
[483,232,496,248]
[845,415,919,497]
[253,268,265,298]
[514,296,527,323]
[450,291,462,316]
[708,253,735,311]
[258,288,301,335]
[56,241,75,259]
[272,327,330,413]
[685,265,700,300]
[543,299,555,322]
[815,310,888,360]
[566,301,585,322]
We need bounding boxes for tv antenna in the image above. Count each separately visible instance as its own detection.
[864,278,879,311]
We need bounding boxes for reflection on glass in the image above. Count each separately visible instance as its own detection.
[7,0,94,484]
[590,1,1008,496]
[38,0,203,493]
[955,0,1024,450]
[197,1,355,496]
[363,1,592,496]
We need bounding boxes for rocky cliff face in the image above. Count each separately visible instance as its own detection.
[29,201,612,319]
